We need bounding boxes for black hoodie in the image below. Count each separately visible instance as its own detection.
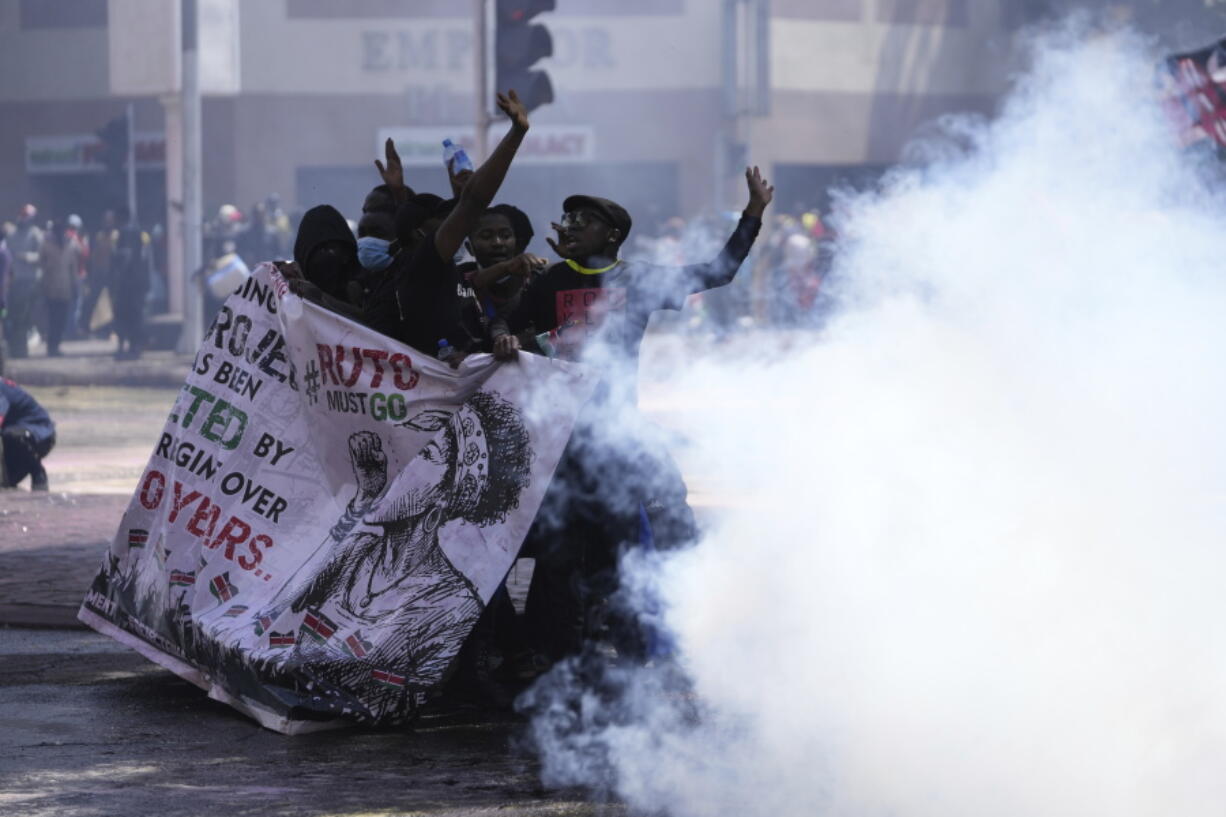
[293,205,356,269]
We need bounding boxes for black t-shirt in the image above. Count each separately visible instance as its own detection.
[360,236,483,356]
[456,261,498,353]
[505,213,762,385]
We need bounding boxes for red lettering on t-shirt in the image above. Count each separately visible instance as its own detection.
[553,287,627,357]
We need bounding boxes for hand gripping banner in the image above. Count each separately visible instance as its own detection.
[79,263,596,734]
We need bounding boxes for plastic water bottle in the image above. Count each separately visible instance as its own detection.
[443,139,474,174]
[437,338,457,363]
[534,331,557,359]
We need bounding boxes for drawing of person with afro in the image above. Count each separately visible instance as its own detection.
[267,390,533,716]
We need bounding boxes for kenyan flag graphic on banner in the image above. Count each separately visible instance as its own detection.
[169,570,196,588]
[222,604,248,618]
[299,609,337,644]
[209,572,238,603]
[342,631,373,659]
[253,614,274,636]
[268,631,296,648]
[371,669,406,689]
[128,529,148,548]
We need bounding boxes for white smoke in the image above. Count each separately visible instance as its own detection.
[523,24,1226,817]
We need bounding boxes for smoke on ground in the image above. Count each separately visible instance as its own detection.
[522,22,1226,817]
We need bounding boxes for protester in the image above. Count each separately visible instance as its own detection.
[0,377,55,491]
[0,234,11,375]
[459,205,547,359]
[5,205,44,360]
[284,203,364,318]
[360,89,532,361]
[37,222,79,357]
[463,204,546,308]
[361,183,409,222]
[111,206,150,360]
[498,166,775,666]
[355,207,396,275]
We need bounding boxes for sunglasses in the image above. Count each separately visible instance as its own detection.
[559,210,609,231]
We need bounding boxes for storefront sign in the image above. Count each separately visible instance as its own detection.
[375,125,595,166]
[25,132,166,175]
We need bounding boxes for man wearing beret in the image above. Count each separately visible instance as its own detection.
[498,167,774,666]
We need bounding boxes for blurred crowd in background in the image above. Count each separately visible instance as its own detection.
[0,192,837,374]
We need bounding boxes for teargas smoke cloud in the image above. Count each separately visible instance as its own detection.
[522,25,1226,817]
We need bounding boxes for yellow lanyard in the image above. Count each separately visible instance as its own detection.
[564,258,621,275]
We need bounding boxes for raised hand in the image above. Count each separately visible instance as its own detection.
[546,221,572,260]
[348,431,388,508]
[745,166,775,218]
[447,163,473,198]
[496,89,530,132]
[374,138,406,195]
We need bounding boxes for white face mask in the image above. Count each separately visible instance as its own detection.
[357,236,393,272]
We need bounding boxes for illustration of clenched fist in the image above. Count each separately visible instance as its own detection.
[348,431,388,506]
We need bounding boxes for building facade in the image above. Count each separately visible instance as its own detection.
[0,0,1031,234]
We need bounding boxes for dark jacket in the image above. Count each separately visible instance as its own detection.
[0,378,55,443]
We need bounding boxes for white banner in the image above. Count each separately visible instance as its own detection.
[79,263,595,734]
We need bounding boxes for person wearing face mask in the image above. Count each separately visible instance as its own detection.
[359,90,533,361]
[356,200,398,272]
[356,230,395,274]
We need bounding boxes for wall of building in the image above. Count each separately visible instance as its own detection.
[750,0,1011,212]
[0,0,1026,231]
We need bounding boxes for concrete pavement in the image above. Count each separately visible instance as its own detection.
[5,337,192,388]
[0,492,124,628]
[0,629,622,817]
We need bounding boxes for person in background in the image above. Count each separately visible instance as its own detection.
[37,222,77,358]
[80,209,116,337]
[111,206,150,361]
[0,377,54,491]
[238,202,282,267]
[5,205,44,360]
[0,234,11,375]
[63,215,89,340]
[265,193,292,257]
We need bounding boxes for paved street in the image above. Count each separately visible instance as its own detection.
[0,627,622,817]
[0,383,178,628]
